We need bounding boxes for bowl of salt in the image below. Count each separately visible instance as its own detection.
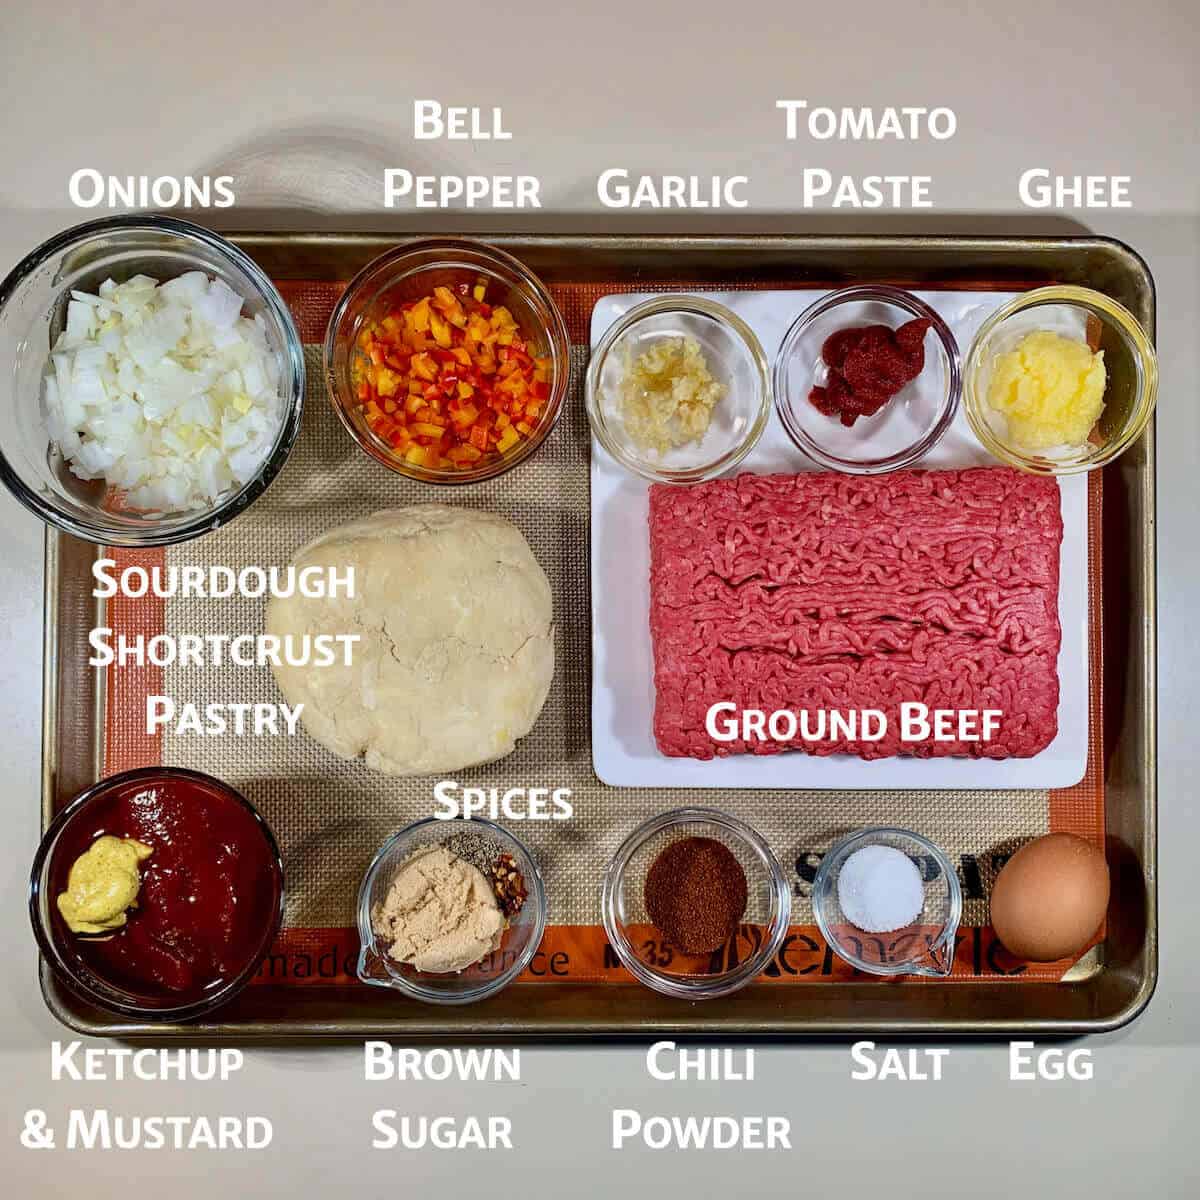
[812,827,962,977]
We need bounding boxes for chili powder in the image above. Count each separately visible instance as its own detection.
[643,836,749,955]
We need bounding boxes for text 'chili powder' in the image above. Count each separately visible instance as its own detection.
[643,836,749,955]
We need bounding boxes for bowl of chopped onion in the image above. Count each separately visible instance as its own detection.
[324,239,570,484]
[0,215,304,545]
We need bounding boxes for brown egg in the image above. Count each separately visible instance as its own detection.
[990,833,1110,962]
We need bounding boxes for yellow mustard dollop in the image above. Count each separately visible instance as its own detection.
[986,330,1107,451]
[56,835,152,935]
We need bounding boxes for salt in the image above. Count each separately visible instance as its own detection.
[837,845,925,933]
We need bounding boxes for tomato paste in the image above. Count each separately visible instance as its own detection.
[809,317,932,426]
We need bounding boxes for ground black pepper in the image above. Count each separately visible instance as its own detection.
[443,831,494,875]
[643,836,749,954]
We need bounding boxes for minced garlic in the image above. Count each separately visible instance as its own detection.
[985,330,1106,451]
[619,336,725,454]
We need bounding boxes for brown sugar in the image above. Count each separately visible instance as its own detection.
[643,836,749,954]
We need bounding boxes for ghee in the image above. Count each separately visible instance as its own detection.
[985,330,1106,450]
[56,835,152,935]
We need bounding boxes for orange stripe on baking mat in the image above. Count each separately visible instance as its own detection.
[252,923,1072,986]
[102,546,166,775]
[1049,470,1105,842]
[277,278,1058,347]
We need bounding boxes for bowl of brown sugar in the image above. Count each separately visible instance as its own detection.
[600,807,791,999]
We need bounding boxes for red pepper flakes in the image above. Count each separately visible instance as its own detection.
[489,853,528,918]
[353,280,551,470]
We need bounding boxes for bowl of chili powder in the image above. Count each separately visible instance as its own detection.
[601,807,791,999]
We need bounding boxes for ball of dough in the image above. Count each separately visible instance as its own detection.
[267,506,554,776]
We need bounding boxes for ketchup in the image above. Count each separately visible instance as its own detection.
[809,317,932,426]
[49,772,281,1004]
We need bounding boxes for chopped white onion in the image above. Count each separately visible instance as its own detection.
[43,273,287,514]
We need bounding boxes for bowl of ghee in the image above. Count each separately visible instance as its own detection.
[964,285,1157,475]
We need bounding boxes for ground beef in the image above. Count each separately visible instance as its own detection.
[648,467,1062,760]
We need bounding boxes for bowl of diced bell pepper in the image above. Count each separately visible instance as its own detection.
[324,239,570,483]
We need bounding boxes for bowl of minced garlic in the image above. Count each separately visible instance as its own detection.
[586,296,771,483]
[964,285,1157,474]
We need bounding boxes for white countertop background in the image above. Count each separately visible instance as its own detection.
[1,1,1196,1194]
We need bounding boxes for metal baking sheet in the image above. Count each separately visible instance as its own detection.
[39,233,1157,1038]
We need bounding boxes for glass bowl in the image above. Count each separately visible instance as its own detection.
[0,215,304,545]
[963,285,1157,474]
[324,239,570,485]
[812,827,962,978]
[601,807,791,999]
[586,296,771,484]
[29,767,284,1022]
[773,285,961,474]
[356,817,546,1005]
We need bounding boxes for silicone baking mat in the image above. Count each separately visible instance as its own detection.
[101,279,1106,986]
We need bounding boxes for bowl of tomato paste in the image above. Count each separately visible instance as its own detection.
[773,285,961,474]
[30,767,284,1022]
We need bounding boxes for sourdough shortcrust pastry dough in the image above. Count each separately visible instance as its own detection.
[267,505,554,775]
